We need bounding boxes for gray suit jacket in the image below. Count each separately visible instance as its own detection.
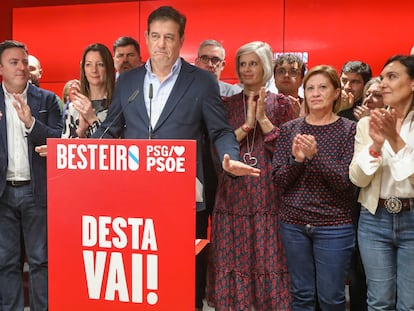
[0,84,63,206]
[93,59,239,211]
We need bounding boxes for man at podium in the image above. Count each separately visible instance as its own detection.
[92,6,259,311]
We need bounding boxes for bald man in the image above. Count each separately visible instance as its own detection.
[28,55,43,87]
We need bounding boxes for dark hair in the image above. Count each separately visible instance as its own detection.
[341,61,372,84]
[80,43,115,108]
[383,54,414,79]
[113,36,140,55]
[147,6,186,38]
[274,53,306,78]
[383,55,414,110]
[0,40,28,63]
[303,65,342,113]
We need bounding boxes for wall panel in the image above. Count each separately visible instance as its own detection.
[10,0,414,96]
[13,2,140,95]
[284,0,414,75]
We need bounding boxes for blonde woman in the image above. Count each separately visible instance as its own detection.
[207,41,294,310]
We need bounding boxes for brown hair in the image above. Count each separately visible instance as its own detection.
[80,43,115,107]
[303,65,341,114]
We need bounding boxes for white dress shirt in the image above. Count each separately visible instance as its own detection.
[3,82,31,181]
[144,58,181,129]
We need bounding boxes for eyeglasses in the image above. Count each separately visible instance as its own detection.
[365,91,382,99]
[198,55,223,65]
[275,68,300,77]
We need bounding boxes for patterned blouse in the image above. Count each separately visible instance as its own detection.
[215,91,295,214]
[272,117,357,226]
[61,99,107,138]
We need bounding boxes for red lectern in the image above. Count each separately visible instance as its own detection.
[47,139,196,310]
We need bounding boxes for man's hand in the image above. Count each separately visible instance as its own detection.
[35,145,48,157]
[12,93,34,128]
[288,95,302,117]
[339,90,354,112]
[222,154,260,177]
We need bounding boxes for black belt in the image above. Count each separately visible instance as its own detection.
[6,180,31,187]
[379,197,414,213]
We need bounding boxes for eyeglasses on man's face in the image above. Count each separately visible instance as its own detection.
[198,55,223,65]
[365,91,382,100]
[275,67,300,77]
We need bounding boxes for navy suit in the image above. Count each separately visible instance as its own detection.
[94,59,240,308]
[0,84,63,205]
[0,83,62,310]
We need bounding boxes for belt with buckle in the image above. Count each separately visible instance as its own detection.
[379,197,414,213]
[6,180,31,187]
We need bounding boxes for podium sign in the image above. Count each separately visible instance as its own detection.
[47,139,196,310]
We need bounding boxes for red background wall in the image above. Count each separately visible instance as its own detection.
[1,0,414,97]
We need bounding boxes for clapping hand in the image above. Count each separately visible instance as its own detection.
[12,94,34,129]
[353,105,370,120]
[292,134,317,162]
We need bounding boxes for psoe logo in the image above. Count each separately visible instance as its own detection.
[56,143,139,171]
[146,145,186,173]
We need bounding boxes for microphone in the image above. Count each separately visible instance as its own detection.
[98,89,139,139]
[129,89,140,103]
[148,83,153,139]
[149,83,153,99]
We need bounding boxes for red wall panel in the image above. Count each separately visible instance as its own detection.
[142,0,283,80]
[283,0,414,76]
[10,0,414,97]
[13,2,141,96]
[12,0,283,95]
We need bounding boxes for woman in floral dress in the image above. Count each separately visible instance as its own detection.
[206,41,294,311]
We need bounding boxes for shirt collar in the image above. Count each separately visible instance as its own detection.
[2,82,29,99]
[144,57,182,77]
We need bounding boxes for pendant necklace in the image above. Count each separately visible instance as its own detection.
[242,94,258,167]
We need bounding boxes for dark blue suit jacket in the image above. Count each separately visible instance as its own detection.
[0,84,63,206]
[93,59,240,211]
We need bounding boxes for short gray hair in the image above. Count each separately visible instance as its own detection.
[235,41,273,85]
[197,39,225,59]
[362,77,381,100]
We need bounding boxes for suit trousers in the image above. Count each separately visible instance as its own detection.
[0,184,48,311]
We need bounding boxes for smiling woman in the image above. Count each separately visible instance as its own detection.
[349,55,414,311]
[206,41,295,311]
[62,43,115,139]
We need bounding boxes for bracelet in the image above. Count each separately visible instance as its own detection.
[241,123,251,133]
[369,148,381,158]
